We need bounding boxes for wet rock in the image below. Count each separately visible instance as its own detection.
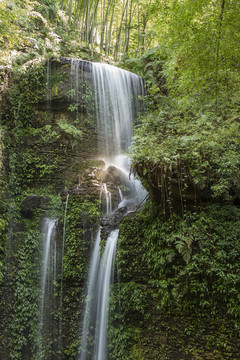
[102,165,131,188]
[100,206,127,240]
[20,195,51,218]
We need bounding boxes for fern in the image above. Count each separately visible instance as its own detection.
[175,234,193,264]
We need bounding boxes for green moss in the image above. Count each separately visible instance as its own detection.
[63,196,100,282]
[0,56,101,359]
[0,127,10,360]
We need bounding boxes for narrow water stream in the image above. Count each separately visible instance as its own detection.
[39,218,58,359]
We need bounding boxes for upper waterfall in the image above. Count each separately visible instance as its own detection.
[92,63,145,158]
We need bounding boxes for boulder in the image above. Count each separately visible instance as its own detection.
[102,165,132,189]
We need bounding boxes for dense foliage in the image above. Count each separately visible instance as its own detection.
[109,201,240,359]
[130,105,240,210]
[150,0,240,108]
[124,1,240,215]
[0,48,100,359]
[1,0,240,359]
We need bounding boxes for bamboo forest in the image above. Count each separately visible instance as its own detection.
[0,0,240,359]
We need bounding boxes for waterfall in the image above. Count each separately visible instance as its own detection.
[39,218,58,358]
[107,154,147,210]
[92,63,145,158]
[93,229,119,360]
[79,229,119,360]
[118,187,124,202]
[102,183,112,214]
[40,219,57,314]
[70,59,91,119]
[79,229,101,360]
[62,194,69,268]
[71,59,81,119]
[78,63,146,360]
[92,62,146,207]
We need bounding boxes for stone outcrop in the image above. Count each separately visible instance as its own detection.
[100,206,128,241]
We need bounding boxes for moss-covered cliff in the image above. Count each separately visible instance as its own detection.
[0,55,239,360]
[0,58,102,360]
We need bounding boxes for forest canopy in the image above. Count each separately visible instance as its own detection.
[1,0,239,106]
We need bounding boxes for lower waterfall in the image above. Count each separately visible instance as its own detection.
[78,157,147,360]
[79,229,119,360]
[79,229,101,360]
[93,229,119,360]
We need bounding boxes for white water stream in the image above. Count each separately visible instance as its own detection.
[79,229,101,360]
[40,218,57,316]
[78,62,146,360]
[39,218,58,359]
[102,183,112,214]
[93,229,119,360]
[92,62,145,157]
[79,228,119,360]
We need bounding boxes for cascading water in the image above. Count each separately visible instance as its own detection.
[71,59,81,119]
[79,229,101,360]
[92,62,147,209]
[92,63,145,158]
[70,59,91,120]
[79,228,119,360]
[93,229,119,360]
[62,194,69,275]
[102,183,112,214]
[78,62,146,360]
[39,218,59,358]
[40,219,57,316]
[107,154,147,210]
[118,187,124,202]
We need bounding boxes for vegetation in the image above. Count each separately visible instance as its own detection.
[126,1,240,216]
[0,0,153,75]
[0,0,240,359]
[109,202,240,359]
